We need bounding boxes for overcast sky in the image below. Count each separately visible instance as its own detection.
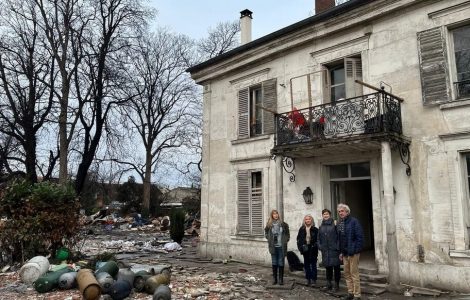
[149,0,315,40]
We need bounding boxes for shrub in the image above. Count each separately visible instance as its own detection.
[170,208,185,244]
[0,179,81,263]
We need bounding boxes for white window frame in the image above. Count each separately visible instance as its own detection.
[448,23,470,101]
[323,56,363,104]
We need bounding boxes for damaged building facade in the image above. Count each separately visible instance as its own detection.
[188,0,470,293]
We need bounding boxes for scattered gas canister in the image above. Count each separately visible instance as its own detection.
[95,261,119,279]
[19,256,50,284]
[153,284,171,300]
[96,272,114,294]
[34,267,74,293]
[117,267,135,286]
[144,274,170,294]
[109,280,132,300]
[58,271,77,289]
[77,269,101,300]
[133,270,152,292]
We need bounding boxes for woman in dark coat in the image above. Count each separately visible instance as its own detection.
[318,208,341,292]
[296,214,318,286]
[265,209,290,285]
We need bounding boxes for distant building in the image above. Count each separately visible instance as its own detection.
[188,0,470,293]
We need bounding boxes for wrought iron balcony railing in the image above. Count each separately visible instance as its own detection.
[454,80,470,99]
[275,92,403,146]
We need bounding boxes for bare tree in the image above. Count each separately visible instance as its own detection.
[0,0,56,182]
[197,20,240,60]
[71,0,153,194]
[34,0,92,184]
[117,30,198,213]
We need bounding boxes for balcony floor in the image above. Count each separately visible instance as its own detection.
[272,132,410,158]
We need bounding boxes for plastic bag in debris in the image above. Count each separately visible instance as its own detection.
[163,242,182,251]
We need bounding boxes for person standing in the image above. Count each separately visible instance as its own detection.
[265,209,290,285]
[296,214,318,286]
[337,203,364,300]
[318,208,341,292]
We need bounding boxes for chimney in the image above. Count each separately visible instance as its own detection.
[315,0,336,14]
[240,9,253,45]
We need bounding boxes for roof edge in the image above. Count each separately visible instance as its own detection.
[187,0,375,74]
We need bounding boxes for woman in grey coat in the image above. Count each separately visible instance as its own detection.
[265,209,290,285]
[318,208,341,292]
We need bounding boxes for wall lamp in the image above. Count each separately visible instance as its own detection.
[302,187,313,205]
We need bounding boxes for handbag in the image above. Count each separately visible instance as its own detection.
[302,244,309,253]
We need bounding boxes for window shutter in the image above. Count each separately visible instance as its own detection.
[417,27,451,105]
[238,88,249,139]
[345,57,363,98]
[237,170,250,234]
[262,79,277,134]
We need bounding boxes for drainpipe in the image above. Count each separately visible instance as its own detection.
[381,141,400,291]
[240,9,253,45]
[275,156,284,217]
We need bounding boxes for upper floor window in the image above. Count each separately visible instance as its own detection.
[452,25,470,99]
[250,86,263,135]
[324,57,363,103]
[238,79,277,139]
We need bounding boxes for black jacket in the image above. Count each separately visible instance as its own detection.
[318,218,341,267]
[296,225,318,257]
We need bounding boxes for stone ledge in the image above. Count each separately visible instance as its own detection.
[449,249,470,259]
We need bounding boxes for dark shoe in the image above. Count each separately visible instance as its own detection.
[307,279,312,286]
[279,266,284,285]
[332,281,339,292]
[310,280,316,287]
[272,265,278,285]
[342,294,354,300]
[321,280,332,290]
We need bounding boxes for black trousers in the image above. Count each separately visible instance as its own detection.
[325,265,341,283]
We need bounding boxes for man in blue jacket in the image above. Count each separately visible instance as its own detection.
[337,203,364,300]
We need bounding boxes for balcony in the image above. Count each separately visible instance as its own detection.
[272,92,408,157]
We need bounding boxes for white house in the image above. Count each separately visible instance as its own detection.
[188,0,470,292]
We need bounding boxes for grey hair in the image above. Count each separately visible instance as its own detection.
[303,214,315,226]
[337,203,350,214]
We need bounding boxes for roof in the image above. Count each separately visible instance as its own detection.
[187,0,375,74]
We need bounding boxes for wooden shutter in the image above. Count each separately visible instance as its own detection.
[417,27,451,105]
[251,175,263,236]
[238,88,249,139]
[237,170,250,234]
[345,57,363,98]
[262,79,277,134]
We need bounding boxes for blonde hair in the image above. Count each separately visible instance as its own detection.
[266,209,282,227]
[303,214,314,227]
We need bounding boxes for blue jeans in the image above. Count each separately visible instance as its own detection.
[303,248,318,281]
[271,246,284,266]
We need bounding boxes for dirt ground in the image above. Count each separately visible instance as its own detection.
[1,224,468,300]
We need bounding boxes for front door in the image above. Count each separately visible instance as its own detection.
[329,162,374,251]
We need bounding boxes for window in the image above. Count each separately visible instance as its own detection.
[324,57,363,103]
[250,86,263,135]
[238,79,277,139]
[452,25,470,99]
[237,170,263,236]
[463,153,470,249]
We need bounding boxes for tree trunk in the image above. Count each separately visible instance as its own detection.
[24,130,38,183]
[142,150,152,214]
[58,85,69,184]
